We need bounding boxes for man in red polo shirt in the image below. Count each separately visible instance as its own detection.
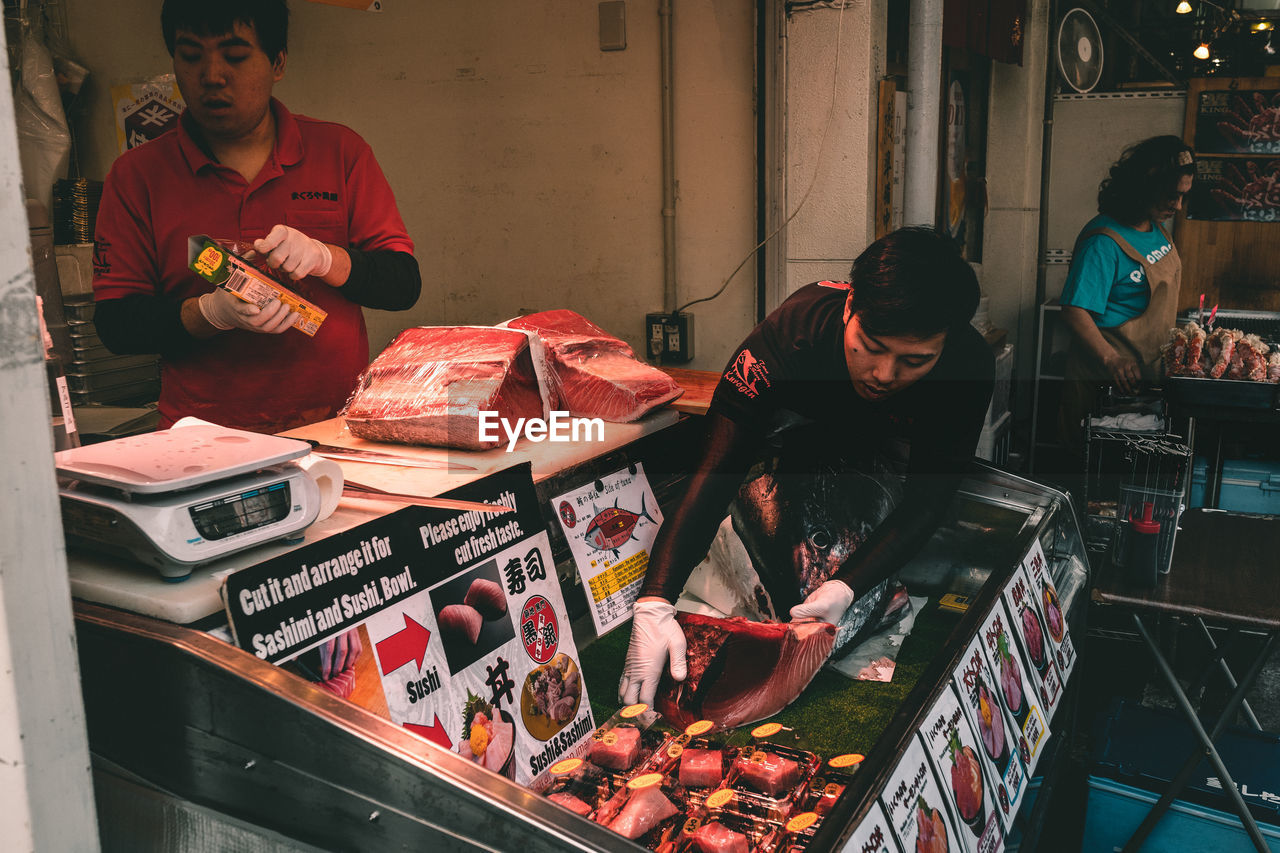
[92,0,420,434]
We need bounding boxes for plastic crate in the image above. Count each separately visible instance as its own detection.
[1084,700,1280,852]
[1190,456,1280,515]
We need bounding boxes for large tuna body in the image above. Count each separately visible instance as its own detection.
[655,613,836,729]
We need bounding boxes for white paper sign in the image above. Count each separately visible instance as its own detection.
[1020,540,1077,686]
[977,602,1051,777]
[841,801,902,853]
[1002,565,1064,720]
[881,736,966,853]
[552,463,663,636]
[918,685,1005,853]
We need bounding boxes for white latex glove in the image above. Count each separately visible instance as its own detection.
[254,224,333,281]
[789,579,855,625]
[198,288,297,334]
[619,599,687,707]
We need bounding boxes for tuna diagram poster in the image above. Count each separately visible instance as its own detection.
[977,600,1050,778]
[1002,565,1064,722]
[1019,541,1076,687]
[223,464,594,790]
[881,735,965,853]
[918,685,1005,853]
[951,635,1027,833]
[843,801,902,853]
[553,463,664,637]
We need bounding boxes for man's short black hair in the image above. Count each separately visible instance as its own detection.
[161,0,290,63]
[1097,135,1195,226]
[846,227,980,337]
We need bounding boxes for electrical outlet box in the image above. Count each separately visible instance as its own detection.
[644,311,693,364]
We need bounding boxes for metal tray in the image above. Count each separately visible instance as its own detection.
[1162,375,1280,410]
[67,362,160,393]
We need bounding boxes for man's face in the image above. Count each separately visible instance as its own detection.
[172,22,285,141]
[842,298,947,401]
[1151,174,1194,222]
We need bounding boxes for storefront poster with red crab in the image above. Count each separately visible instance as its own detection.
[1195,89,1280,156]
[1188,156,1280,222]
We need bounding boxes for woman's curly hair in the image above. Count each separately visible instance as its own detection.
[1097,135,1195,225]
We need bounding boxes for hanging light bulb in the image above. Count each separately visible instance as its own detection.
[1251,21,1274,32]
[1194,42,1211,59]
[1176,0,1193,13]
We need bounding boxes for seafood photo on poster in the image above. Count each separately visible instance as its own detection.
[881,736,965,853]
[1194,89,1280,155]
[918,684,1005,853]
[1188,157,1280,222]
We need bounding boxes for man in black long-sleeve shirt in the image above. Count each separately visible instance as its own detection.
[92,0,420,433]
[619,227,994,706]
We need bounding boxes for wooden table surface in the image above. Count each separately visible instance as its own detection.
[1093,508,1280,631]
[660,367,718,416]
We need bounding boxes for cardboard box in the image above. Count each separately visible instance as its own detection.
[187,235,326,336]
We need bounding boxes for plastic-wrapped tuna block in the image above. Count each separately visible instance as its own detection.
[505,310,682,422]
[722,743,821,824]
[342,326,546,450]
[589,724,645,772]
[543,757,613,818]
[593,773,683,842]
[679,806,780,853]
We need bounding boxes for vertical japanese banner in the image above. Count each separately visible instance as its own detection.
[918,685,1005,853]
[552,464,663,637]
[224,464,595,790]
[843,801,902,853]
[111,76,183,153]
[880,736,966,853]
[951,635,1027,833]
[1019,541,1076,685]
[1002,565,1064,721]
[977,602,1050,778]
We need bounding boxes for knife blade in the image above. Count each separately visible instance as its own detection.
[341,481,511,514]
[305,440,477,471]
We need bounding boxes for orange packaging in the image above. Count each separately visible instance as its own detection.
[187,235,327,336]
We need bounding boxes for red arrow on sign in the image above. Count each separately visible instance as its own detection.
[375,613,431,675]
[404,715,452,749]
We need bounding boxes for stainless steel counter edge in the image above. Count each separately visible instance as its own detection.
[74,602,639,852]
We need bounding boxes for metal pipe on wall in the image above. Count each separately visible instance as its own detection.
[659,0,677,312]
[904,0,944,226]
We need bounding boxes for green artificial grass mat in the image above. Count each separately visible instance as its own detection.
[578,601,960,759]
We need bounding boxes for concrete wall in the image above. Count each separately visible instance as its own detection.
[783,0,887,296]
[63,0,757,372]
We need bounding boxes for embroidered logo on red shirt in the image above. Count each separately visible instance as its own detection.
[725,348,771,399]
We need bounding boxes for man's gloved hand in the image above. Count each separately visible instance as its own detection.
[254,223,333,281]
[619,599,687,707]
[789,579,855,625]
[198,288,297,334]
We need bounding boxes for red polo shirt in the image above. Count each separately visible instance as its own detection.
[93,99,414,433]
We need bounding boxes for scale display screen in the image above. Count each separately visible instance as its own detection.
[190,481,292,540]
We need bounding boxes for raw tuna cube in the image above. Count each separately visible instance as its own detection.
[507,310,682,422]
[679,748,724,788]
[548,791,593,816]
[692,821,751,853]
[733,751,802,796]
[589,726,642,771]
[607,785,680,840]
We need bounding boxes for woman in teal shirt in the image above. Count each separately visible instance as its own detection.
[1059,136,1195,444]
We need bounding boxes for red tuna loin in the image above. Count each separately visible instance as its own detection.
[679,748,725,788]
[733,751,802,796]
[692,821,751,853]
[507,310,682,422]
[607,784,680,840]
[655,614,836,729]
[343,326,544,450]
[588,725,642,771]
[438,604,483,645]
[463,578,507,618]
[548,791,594,816]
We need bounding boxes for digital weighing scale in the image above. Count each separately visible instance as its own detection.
[57,424,322,580]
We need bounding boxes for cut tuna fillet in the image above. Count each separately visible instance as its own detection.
[679,748,725,788]
[439,604,483,645]
[589,725,642,771]
[463,578,507,618]
[343,326,544,449]
[549,791,593,816]
[507,310,682,422]
[481,717,514,774]
[733,751,802,796]
[607,784,680,840]
[656,614,836,729]
[692,821,751,853]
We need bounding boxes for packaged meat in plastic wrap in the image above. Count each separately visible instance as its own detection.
[802,753,862,817]
[503,309,683,422]
[587,703,664,777]
[542,757,615,818]
[341,326,552,450]
[722,742,821,823]
[593,772,686,843]
[674,807,780,853]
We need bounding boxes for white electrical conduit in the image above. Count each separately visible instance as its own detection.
[904,0,944,227]
[659,0,677,312]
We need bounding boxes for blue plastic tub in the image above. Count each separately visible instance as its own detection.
[1189,456,1280,515]
[1085,701,1280,852]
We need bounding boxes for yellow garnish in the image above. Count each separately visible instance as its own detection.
[469,722,490,756]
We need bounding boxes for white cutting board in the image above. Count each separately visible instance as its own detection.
[66,408,682,624]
